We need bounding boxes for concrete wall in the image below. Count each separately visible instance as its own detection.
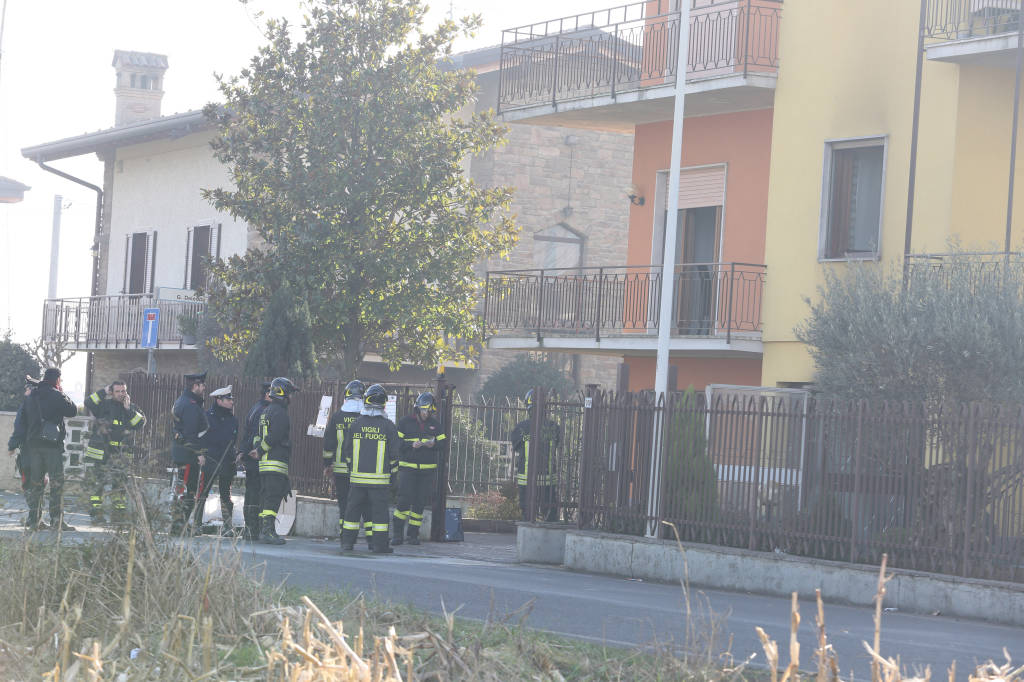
[90,349,202,389]
[0,412,19,490]
[517,525,1024,626]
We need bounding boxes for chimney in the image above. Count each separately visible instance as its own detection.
[112,50,169,127]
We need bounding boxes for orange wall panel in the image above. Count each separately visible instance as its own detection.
[626,109,773,268]
[625,356,763,392]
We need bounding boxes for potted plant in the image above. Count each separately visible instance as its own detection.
[178,313,199,346]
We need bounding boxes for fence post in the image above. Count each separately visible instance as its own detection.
[482,273,491,340]
[431,377,454,543]
[595,267,604,342]
[961,403,978,577]
[535,270,546,343]
[552,35,561,108]
[527,386,545,523]
[849,401,865,564]
[610,24,620,100]
[726,263,735,344]
[578,385,599,529]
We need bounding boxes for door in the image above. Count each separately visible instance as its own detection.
[675,205,721,335]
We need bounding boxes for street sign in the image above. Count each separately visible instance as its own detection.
[141,308,159,349]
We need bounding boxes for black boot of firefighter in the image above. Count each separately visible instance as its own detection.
[370,531,393,554]
[407,524,421,545]
[391,516,405,546]
[259,516,285,545]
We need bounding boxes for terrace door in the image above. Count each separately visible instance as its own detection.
[675,205,721,335]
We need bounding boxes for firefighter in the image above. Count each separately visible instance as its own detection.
[195,385,239,535]
[83,380,146,525]
[339,383,399,554]
[17,368,78,531]
[510,389,561,522]
[392,391,446,545]
[237,381,271,541]
[170,371,209,534]
[256,377,298,545]
[323,380,370,549]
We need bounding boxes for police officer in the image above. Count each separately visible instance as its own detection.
[237,381,271,541]
[195,385,239,535]
[171,371,209,534]
[510,389,561,522]
[323,380,366,547]
[392,392,446,546]
[83,380,146,525]
[340,384,399,554]
[256,377,298,545]
[17,368,77,531]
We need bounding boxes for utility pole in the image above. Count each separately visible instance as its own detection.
[648,2,692,538]
[48,195,62,300]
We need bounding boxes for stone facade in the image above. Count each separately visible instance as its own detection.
[90,350,202,389]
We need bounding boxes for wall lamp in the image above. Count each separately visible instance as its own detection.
[626,183,645,206]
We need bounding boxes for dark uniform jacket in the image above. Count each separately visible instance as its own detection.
[256,401,291,475]
[238,398,270,470]
[84,388,146,461]
[510,418,561,486]
[172,389,209,465]
[200,404,238,470]
[396,414,446,469]
[323,399,362,474]
[17,382,77,452]
[343,414,399,487]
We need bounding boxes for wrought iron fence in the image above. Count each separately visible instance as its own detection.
[577,389,1024,583]
[498,0,783,112]
[484,263,766,343]
[42,295,205,350]
[924,0,1022,42]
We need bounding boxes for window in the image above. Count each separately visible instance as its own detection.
[820,138,886,260]
[533,224,584,271]
[184,224,220,289]
[122,231,156,295]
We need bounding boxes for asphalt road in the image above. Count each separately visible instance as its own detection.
[230,533,1024,680]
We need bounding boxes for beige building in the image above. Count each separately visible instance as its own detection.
[23,48,633,394]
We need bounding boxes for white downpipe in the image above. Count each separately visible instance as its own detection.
[647,1,691,538]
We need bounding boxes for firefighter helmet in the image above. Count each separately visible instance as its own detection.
[344,380,365,399]
[414,391,436,412]
[269,377,299,402]
[364,383,387,408]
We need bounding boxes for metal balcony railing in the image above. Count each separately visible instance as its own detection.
[483,263,766,344]
[924,0,1022,42]
[42,294,205,350]
[498,0,783,112]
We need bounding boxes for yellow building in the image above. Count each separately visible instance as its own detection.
[762,0,1024,386]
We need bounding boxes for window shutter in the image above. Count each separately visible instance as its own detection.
[122,234,131,294]
[211,223,221,260]
[146,231,158,294]
[183,227,193,289]
[662,165,727,210]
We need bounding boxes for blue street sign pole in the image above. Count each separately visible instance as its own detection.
[141,308,159,374]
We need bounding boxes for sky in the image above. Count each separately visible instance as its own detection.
[0,0,604,398]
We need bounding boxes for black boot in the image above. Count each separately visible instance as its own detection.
[370,532,393,554]
[339,527,357,552]
[391,517,405,546]
[407,524,420,545]
[259,517,285,545]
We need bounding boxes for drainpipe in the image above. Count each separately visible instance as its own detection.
[649,0,692,538]
[903,0,927,287]
[34,160,104,390]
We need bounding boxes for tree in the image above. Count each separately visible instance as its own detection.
[203,0,517,379]
[478,354,575,404]
[244,282,319,381]
[23,336,74,372]
[0,332,41,411]
[795,251,1024,406]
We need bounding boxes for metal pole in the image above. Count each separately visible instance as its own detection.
[903,0,928,287]
[648,0,692,538]
[1004,1,1024,255]
[48,195,62,300]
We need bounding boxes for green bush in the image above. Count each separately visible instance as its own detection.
[661,387,718,534]
[478,354,575,403]
[0,332,41,411]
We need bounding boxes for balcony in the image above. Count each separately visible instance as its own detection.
[483,263,765,356]
[924,0,1023,66]
[42,295,205,351]
[498,0,783,131]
